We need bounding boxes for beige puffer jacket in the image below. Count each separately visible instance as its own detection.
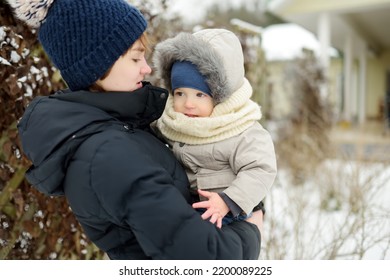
[167,120,276,215]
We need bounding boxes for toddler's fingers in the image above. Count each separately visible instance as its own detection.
[192,201,209,209]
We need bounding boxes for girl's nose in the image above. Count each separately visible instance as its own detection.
[142,61,152,75]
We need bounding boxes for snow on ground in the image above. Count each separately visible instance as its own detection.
[262,159,390,259]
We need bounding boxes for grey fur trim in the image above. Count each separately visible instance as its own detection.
[153,32,231,104]
[7,0,55,28]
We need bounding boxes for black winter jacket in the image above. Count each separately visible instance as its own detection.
[17,83,260,259]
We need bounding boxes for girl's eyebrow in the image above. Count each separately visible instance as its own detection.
[131,46,146,52]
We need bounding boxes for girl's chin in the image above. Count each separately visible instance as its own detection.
[127,83,142,92]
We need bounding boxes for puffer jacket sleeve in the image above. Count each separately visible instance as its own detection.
[90,134,260,259]
[224,122,277,215]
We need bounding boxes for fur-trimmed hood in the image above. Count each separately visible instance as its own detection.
[153,29,245,104]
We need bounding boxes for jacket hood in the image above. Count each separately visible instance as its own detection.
[153,28,245,104]
[17,83,168,195]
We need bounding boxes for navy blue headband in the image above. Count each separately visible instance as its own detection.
[171,61,211,96]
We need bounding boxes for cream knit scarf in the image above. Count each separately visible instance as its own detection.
[156,78,262,145]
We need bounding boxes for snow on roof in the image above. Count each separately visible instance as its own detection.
[262,23,338,61]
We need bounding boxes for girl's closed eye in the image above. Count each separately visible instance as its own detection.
[130,54,144,63]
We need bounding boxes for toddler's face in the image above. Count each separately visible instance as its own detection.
[173,88,214,117]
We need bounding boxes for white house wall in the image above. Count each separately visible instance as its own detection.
[268,0,390,124]
[266,58,344,121]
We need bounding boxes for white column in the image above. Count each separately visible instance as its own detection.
[351,68,358,120]
[317,12,331,100]
[358,44,367,125]
[343,33,353,122]
[318,13,331,70]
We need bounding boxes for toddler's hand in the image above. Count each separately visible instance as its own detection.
[192,189,229,228]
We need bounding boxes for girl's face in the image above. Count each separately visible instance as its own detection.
[96,39,151,92]
[173,87,214,117]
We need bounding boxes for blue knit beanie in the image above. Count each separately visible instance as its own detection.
[171,61,212,96]
[8,0,147,90]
